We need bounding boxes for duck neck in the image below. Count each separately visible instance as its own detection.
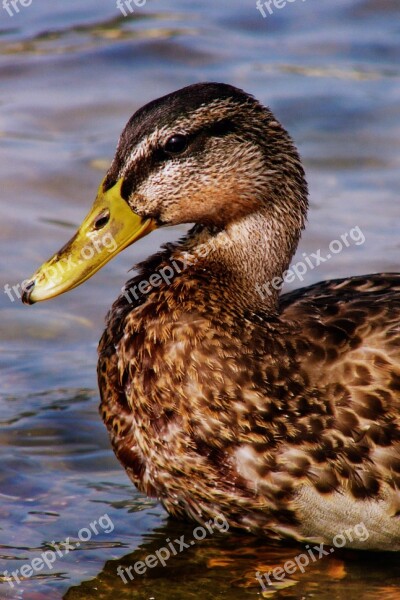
[182,203,305,315]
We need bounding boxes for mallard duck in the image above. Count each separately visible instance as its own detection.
[23,83,400,550]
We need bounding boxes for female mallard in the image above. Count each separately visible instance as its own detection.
[23,83,400,550]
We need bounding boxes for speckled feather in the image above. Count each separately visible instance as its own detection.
[97,83,400,549]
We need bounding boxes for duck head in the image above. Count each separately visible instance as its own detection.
[22,82,308,305]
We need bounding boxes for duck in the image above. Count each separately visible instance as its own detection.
[22,82,400,550]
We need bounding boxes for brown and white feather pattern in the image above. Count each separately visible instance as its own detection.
[98,239,400,548]
[95,82,400,550]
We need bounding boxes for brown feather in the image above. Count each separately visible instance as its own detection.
[96,83,400,549]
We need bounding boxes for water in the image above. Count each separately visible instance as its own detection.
[1,0,399,598]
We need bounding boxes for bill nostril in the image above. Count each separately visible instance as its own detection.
[93,211,110,230]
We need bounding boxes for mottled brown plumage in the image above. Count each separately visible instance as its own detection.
[96,83,400,549]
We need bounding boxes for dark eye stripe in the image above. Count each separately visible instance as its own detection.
[120,153,152,201]
[118,118,238,200]
[203,118,237,138]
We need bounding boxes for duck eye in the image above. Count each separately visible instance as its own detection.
[164,134,188,154]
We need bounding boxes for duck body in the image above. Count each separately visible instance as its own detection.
[99,240,400,550]
[23,82,400,549]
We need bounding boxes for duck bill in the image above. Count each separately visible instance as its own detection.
[22,178,156,305]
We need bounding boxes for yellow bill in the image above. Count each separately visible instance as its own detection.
[22,178,156,305]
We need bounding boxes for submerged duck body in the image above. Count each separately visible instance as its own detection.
[24,83,400,550]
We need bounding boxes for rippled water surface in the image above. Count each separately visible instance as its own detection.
[1,0,400,598]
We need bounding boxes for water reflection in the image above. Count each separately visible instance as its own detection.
[65,520,400,600]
